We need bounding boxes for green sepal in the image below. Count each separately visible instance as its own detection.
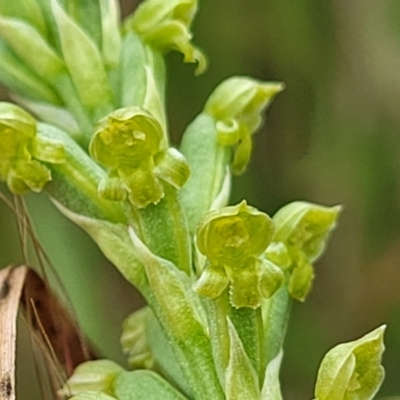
[264,242,292,270]
[0,16,65,81]
[225,318,260,400]
[154,148,190,189]
[259,259,285,299]
[114,370,188,400]
[204,77,283,174]
[51,0,114,121]
[60,360,124,397]
[192,264,229,299]
[120,307,154,370]
[69,392,117,400]
[261,351,283,400]
[197,200,274,266]
[127,0,206,74]
[287,252,314,301]
[314,325,386,400]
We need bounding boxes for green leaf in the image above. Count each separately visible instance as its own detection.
[114,370,188,400]
[0,16,65,81]
[314,325,386,400]
[0,38,61,104]
[99,0,121,70]
[225,318,260,400]
[179,113,231,235]
[51,0,114,121]
[260,351,283,400]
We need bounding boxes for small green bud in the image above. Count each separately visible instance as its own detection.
[126,0,206,74]
[120,308,154,370]
[0,102,65,193]
[90,106,189,208]
[314,325,386,400]
[60,360,124,397]
[195,201,282,308]
[69,392,117,400]
[272,201,341,301]
[204,77,284,175]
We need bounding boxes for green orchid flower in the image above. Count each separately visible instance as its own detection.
[0,102,65,193]
[89,106,189,208]
[194,200,284,308]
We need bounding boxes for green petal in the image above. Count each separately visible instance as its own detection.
[259,259,285,299]
[154,148,190,189]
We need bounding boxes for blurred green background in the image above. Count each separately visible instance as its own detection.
[2,0,400,398]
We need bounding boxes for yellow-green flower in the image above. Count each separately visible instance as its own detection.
[194,201,283,308]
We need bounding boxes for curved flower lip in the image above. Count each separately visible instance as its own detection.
[197,200,274,265]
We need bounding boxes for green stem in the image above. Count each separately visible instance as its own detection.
[129,183,192,274]
[262,285,292,366]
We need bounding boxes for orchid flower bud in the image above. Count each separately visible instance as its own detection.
[314,325,386,400]
[195,201,283,308]
[204,77,284,175]
[89,106,189,208]
[60,360,124,397]
[126,0,206,74]
[0,102,65,193]
[272,201,341,301]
